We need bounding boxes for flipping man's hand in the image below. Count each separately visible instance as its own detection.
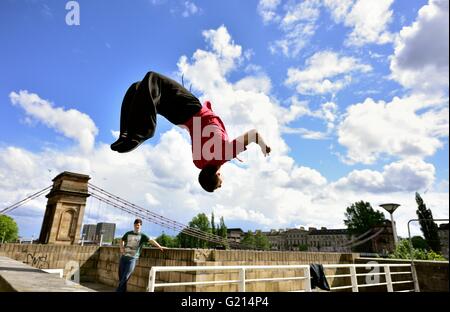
[261,145,271,157]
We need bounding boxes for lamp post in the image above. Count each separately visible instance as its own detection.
[380,203,400,247]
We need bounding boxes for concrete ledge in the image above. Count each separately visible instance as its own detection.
[0,256,95,292]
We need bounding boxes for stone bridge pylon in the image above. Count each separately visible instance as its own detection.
[38,172,90,245]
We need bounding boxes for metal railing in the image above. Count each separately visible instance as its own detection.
[42,268,64,278]
[147,263,418,292]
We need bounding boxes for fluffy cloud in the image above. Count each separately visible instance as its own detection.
[262,0,322,57]
[280,97,339,139]
[324,0,394,46]
[390,0,449,95]
[285,51,372,95]
[257,0,282,24]
[337,95,448,164]
[182,1,201,18]
[333,158,436,193]
[9,90,98,153]
[259,0,394,56]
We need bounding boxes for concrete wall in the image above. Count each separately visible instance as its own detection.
[0,244,359,292]
[355,258,449,292]
[96,248,359,292]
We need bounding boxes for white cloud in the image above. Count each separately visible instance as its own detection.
[324,0,394,46]
[281,0,321,26]
[233,74,272,94]
[333,158,436,193]
[182,1,201,18]
[257,0,282,23]
[9,90,98,153]
[260,0,394,56]
[285,51,372,95]
[390,0,449,95]
[279,97,339,139]
[337,95,448,164]
[323,0,354,22]
[261,0,322,57]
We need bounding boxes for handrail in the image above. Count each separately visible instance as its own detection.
[147,263,418,292]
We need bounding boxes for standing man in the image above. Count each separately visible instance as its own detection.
[117,218,165,292]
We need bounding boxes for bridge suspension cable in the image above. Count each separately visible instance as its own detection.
[337,227,385,249]
[0,185,52,215]
[89,192,238,248]
[88,183,240,248]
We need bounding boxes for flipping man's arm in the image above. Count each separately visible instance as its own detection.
[235,129,271,156]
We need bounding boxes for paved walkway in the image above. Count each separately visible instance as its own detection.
[0,256,94,292]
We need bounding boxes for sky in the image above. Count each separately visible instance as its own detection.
[0,0,448,240]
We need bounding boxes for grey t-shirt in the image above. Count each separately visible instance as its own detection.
[122,231,150,259]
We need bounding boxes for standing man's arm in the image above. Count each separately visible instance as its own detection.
[119,239,125,255]
[149,239,166,252]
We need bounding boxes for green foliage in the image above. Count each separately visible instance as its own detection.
[211,213,216,236]
[411,236,428,250]
[254,230,270,250]
[416,192,441,253]
[241,230,256,249]
[0,215,19,243]
[344,201,386,235]
[344,201,386,253]
[177,213,228,249]
[298,244,308,251]
[240,230,270,250]
[156,233,180,248]
[390,239,446,261]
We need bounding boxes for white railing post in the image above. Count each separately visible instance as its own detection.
[384,265,393,292]
[350,266,359,292]
[238,268,246,292]
[147,267,156,292]
[304,267,312,292]
[411,263,420,292]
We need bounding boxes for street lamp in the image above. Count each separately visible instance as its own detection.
[379,203,400,247]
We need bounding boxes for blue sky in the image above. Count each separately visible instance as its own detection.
[0,0,448,240]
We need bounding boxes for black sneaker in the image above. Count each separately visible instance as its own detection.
[110,133,128,151]
[114,134,147,153]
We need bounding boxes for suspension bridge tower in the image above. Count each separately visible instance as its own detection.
[38,171,90,245]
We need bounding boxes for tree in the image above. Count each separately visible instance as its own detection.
[254,230,270,250]
[211,213,216,236]
[217,217,229,249]
[416,192,441,252]
[390,239,445,261]
[177,213,212,249]
[156,232,179,248]
[298,244,308,252]
[411,236,428,250]
[177,213,228,249]
[0,215,19,243]
[240,231,256,250]
[344,201,385,252]
[218,217,227,238]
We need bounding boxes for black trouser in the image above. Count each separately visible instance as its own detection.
[119,71,202,140]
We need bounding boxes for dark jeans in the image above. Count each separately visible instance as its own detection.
[120,71,202,141]
[116,255,137,292]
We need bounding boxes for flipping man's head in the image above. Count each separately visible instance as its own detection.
[198,165,222,192]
